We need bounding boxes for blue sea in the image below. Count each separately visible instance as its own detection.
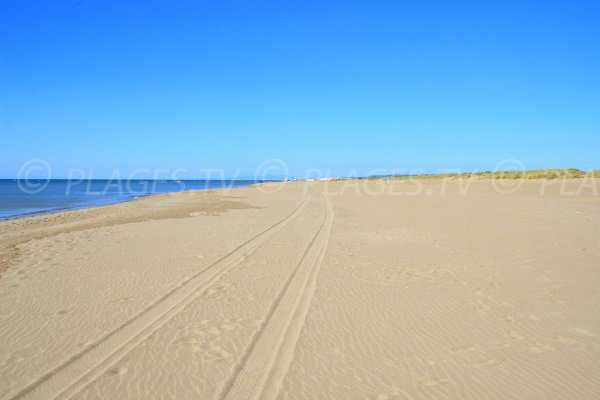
[0,179,260,220]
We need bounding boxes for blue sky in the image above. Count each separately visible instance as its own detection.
[1,0,599,178]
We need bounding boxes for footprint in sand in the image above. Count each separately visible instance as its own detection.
[112,297,134,304]
[109,366,128,376]
[204,345,231,361]
[204,326,222,335]
[338,249,353,257]
[6,355,25,364]
[572,328,596,337]
[530,343,556,353]
[473,359,499,368]
[555,336,578,345]
[421,377,450,387]
[207,282,233,296]
[174,336,199,345]
[372,390,402,400]
[451,345,477,354]
[220,322,235,331]
[504,314,515,323]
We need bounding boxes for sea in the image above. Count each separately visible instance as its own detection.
[0,179,260,220]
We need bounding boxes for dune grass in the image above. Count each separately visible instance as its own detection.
[378,169,600,180]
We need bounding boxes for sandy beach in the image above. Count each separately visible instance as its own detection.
[1,179,599,400]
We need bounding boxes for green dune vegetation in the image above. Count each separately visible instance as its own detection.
[379,169,600,180]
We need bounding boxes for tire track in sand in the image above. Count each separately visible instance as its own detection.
[220,190,333,400]
[9,192,311,400]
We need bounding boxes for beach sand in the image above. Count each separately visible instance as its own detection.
[1,179,599,399]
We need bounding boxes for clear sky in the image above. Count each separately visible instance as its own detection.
[1,0,599,179]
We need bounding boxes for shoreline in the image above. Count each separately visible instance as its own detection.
[0,183,273,277]
[3,176,599,222]
[0,180,262,221]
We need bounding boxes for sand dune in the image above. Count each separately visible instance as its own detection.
[1,180,599,399]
